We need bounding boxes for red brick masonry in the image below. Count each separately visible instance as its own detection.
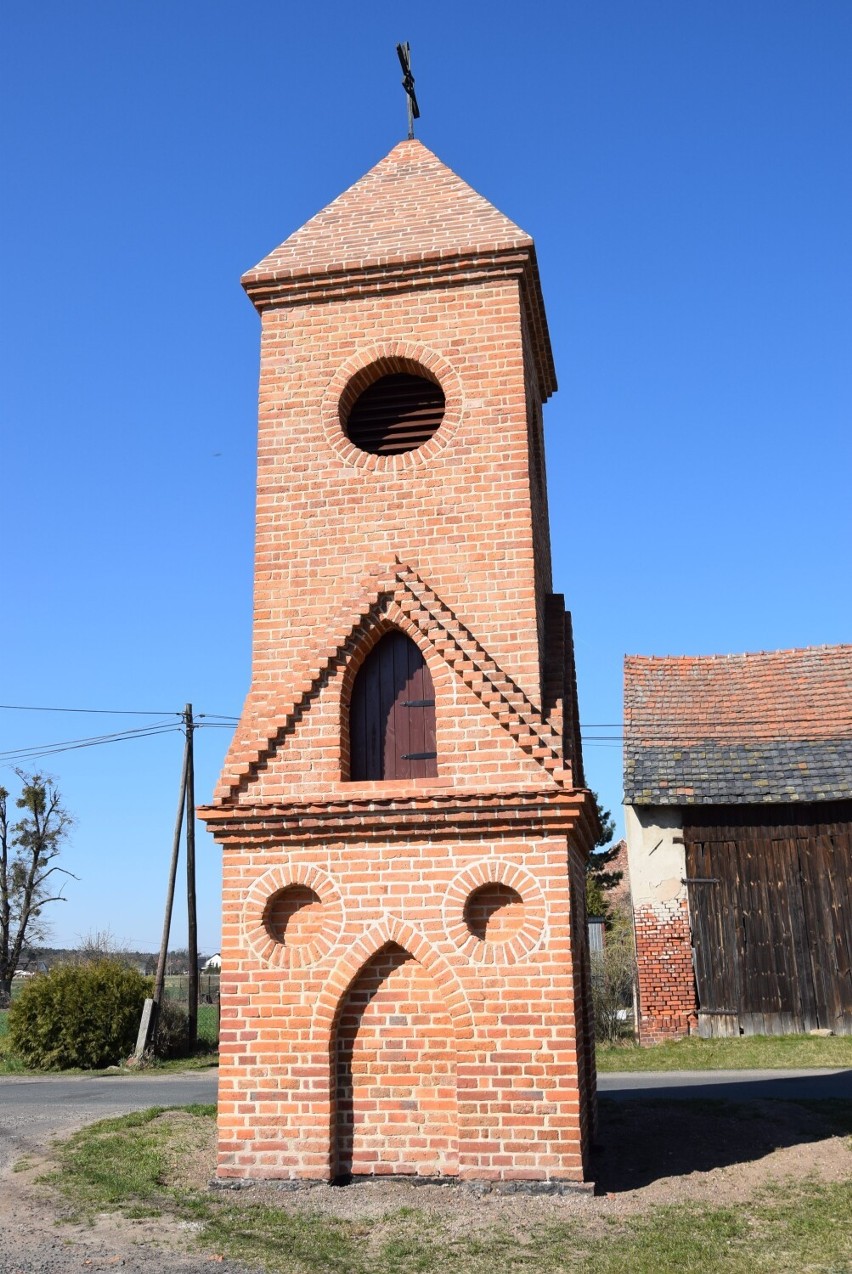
[200,140,598,1183]
[633,900,697,1043]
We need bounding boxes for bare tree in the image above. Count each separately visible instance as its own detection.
[74,927,129,964]
[0,771,76,1005]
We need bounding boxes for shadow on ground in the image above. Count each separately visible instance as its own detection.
[592,1095,852,1194]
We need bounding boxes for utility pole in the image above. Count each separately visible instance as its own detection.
[185,703,198,1051]
[135,715,189,1060]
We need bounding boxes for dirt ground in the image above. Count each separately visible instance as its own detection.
[1,1100,849,1272]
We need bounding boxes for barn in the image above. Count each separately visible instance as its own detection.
[623,645,852,1042]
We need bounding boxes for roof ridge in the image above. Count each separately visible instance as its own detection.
[625,642,852,664]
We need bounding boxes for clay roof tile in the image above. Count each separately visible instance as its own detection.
[623,645,852,804]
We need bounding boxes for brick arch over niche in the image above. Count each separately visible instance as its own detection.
[444,861,547,965]
[332,941,459,1180]
[244,863,343,969]
[321,343,464,471]
[313,916,475,1043]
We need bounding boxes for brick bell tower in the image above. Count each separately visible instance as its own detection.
[200,140,599,1186]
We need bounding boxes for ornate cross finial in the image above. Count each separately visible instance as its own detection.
[396,42,420,140]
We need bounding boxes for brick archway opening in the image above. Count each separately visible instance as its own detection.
[331,942,459,1181]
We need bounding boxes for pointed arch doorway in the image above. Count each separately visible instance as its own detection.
[332,942,459,1179]
[348,630,437,781]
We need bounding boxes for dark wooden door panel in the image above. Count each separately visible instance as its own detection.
[685,804,852,1037]
[350,631,437,782]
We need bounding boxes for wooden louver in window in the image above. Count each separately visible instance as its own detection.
[345,373,445,455]
[349,630,437,781]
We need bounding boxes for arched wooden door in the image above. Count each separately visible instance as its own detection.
[349,631,437,781]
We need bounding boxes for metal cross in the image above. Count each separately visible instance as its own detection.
[396,42,420,140]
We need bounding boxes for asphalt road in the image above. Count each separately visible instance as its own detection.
[1,1065,849,1272]
[598,1066,852,1101]
[2,1065,851,1174]
[0,1070,219,1172]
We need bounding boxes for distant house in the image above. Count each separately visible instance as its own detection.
[605,839,631,913]
[202,953,221,973]
[624,645,852,1042]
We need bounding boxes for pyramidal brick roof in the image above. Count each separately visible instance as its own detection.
[243,139,533,285]
[624,645,852,805]
[241,138,557,397]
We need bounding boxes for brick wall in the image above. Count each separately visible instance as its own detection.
[334,944,458,1179]
[245,281,544,730]
[201,140,597,1185]
[633,899,698,1042]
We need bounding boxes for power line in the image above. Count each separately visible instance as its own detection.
[0,703,184,717]
[4,702,844,749]
[0,724,183,765]
[0,718,238,767]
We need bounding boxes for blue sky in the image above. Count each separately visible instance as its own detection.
[2,2,850,952]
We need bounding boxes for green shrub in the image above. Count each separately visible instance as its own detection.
[153,998,189,1059]
[8,959,150,1070]
[591,912,637,1045]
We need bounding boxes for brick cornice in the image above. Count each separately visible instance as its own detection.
[245,248,556,404]
[198,785,598,849]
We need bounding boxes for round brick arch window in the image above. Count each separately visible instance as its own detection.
[463,883,526,944]
[263,885,324,948]
[344,373,445,455]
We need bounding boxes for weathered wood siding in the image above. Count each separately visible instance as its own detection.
[684,802,852,1036]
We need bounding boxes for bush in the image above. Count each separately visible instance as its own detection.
[153,999,189,1059]
[591,913,637,1045]
[8,959,150,1069]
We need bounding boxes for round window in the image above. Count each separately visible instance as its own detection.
[344,373,445,455]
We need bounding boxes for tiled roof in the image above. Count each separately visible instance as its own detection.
[624,645,852,804]
[243,139,532,285]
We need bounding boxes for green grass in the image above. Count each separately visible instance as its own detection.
[0,1008,26,1073]
[45,1106,217,1217]
[197,1002,219,1046]
[597,1032,852,1071]
[42,1105,852,1274]
[129,1052,219,1074]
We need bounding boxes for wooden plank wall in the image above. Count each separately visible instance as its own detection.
[683,802,852,1037]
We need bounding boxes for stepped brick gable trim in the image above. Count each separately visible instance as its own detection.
[214,559,570,802]
[203,138,596,1185]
